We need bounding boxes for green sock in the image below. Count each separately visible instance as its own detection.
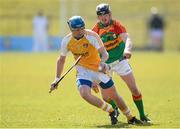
[134,99,145,118]
[109,100,117,109]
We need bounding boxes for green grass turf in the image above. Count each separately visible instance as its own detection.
[0,52,180,128]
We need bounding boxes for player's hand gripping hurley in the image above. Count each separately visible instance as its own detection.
[49,56,82,93]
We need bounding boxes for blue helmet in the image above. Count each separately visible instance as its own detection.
[96,3,111,15]
[67,16,85,31]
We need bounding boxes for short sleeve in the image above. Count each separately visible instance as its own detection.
[60,37,69,56]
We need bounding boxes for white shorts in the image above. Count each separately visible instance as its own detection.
[76,65,111,83]
[109,59,132,76]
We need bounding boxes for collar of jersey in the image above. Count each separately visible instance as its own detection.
[99,19,113,29]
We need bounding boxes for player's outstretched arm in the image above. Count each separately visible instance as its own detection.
[50,55,66,92]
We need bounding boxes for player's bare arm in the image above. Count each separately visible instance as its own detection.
[56,55,66,78]
[98,46,110,73]
[50,55,66,91]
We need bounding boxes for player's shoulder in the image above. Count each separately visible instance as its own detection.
[62,33,72,41]
[86,29,95,33]
[112,19,122,26]
[85,29,99,38]
[85,29,99,39]
[85,29,102,46]
[93,22,100,28]
[92,22,100,33]
[61,33,72,45]
[112,19,126,32]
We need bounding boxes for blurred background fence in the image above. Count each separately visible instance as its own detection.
[0,0,180,52]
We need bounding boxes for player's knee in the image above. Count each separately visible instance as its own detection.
[80,90,91,100]
[111,94,119,101]
[108,92,119,101]
[102,96,109,102]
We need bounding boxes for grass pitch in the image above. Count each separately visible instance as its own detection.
[0,52,180,128]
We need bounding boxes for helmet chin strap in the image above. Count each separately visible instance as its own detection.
[73,33,84,40]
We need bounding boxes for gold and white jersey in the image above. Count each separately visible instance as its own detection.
[60,29,104,71]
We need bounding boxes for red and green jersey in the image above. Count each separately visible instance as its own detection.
[92,19,126,63]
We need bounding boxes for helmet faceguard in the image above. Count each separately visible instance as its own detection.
[96,3,111,15]
[67,16,85,31]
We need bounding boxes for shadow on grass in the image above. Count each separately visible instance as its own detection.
[96,121,154,128]
[96,121,129,128]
